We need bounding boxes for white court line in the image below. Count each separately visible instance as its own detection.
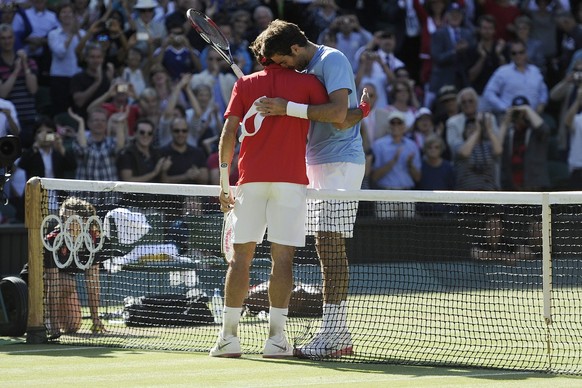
[3,346,105,354]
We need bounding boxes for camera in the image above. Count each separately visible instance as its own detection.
[96,34,109,42]
[45,133,55,142]
[136,32,149,41]
[116,84,128,93]
[0,135,22,169]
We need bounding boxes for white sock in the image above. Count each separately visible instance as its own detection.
[221,306,242,338]
[322,301,348,333]
[268,307,288,338]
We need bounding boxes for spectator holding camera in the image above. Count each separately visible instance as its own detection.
[454,113,502,191]
[87,79,140,135]
[499,96,550,191]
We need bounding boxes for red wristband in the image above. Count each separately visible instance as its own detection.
[359,101,371,118]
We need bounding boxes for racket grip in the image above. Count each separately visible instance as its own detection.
[219,163,230,195]
[231,64,244,79]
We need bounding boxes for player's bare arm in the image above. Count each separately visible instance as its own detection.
[255,88,370,130]
[217,116,239,211]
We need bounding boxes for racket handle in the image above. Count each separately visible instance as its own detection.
[231,64,244,79]
[219,163,230,195]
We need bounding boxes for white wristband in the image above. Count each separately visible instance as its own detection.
[286,101,309,119]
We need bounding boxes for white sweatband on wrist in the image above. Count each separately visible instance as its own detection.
[286,101,309,119]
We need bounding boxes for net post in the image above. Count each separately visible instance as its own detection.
[541,192,552,354]
[24,177,47,344]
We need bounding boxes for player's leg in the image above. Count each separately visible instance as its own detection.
[211,183,267,358]
[299,162,363,358]
[61,274,82,333]
[262,183,306,358]
[85,264,105,333]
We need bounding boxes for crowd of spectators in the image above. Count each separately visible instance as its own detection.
[1,0,582,223]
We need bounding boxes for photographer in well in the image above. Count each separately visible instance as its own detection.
[499,96,550,191]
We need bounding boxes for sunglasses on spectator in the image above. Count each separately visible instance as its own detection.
[461,99,475,104]
[390,120,405,125]
[138,130,153,136]
[511,50,526,56]
[172,128,188,133]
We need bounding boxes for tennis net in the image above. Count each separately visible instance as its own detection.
[24,178,582,374]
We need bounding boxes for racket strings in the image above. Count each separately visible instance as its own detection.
[191,15,229,50]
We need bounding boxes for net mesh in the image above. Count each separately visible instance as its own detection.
[26,179,582,374]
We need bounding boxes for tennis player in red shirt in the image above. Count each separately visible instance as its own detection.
[210,38,328,358]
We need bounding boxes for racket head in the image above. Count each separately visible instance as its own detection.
[186,9,230,51]
[221,211,234,264]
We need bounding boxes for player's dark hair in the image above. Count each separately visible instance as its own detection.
[259,19,308,58]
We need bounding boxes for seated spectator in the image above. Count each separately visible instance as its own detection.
[159,116,209,185]
[360,83,391,147]
[454,116,502,191]
[117,118,169,183]
[499,95,550,191]
[447,87,499,159]
[371,110,422,191]
[416,133,455,190]
[408,107,436,152]
[371,111,421,218]
[386,80,419,130]
[415,133,456,217]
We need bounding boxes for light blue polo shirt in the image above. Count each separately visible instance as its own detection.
[305,46,365,166]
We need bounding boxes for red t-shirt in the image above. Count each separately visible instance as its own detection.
[482,0,521,41]
[225,65,328,185]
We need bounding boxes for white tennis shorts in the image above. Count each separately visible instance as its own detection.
[306,162,365,237]
[233,182,307,247]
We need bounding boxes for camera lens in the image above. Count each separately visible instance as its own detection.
[0,136,22,167]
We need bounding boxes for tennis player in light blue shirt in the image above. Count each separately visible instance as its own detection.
[255,20,369,359]
[304,45,366,166]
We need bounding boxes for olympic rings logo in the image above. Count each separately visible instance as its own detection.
[40,214,105,270]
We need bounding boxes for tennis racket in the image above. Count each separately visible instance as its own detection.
[186,9,244,79]
[219,162,234,263]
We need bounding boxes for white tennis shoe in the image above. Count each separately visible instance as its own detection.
[295,331,353,359]
[209,335,242,358]
[262,334,293,358]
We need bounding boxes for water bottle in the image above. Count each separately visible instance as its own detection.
[212,288,224,324]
